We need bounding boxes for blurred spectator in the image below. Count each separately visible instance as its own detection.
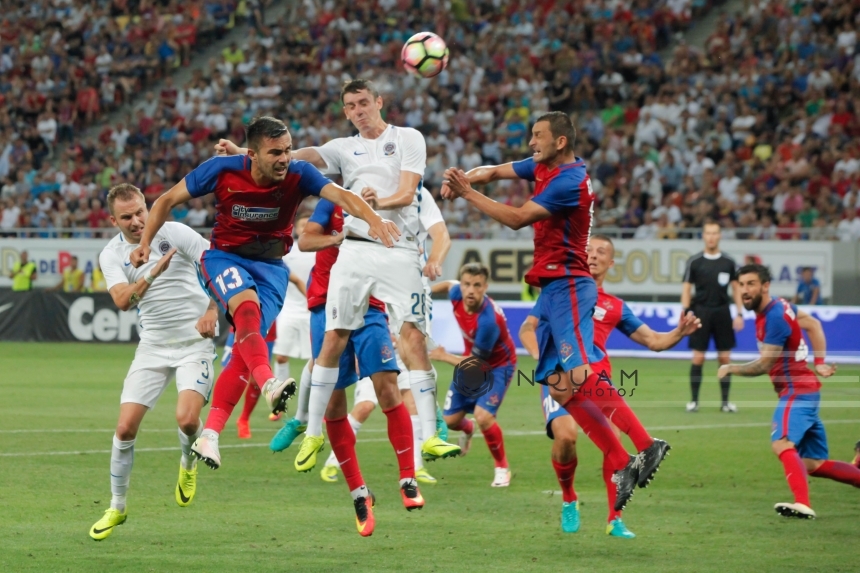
[794,267,822,306]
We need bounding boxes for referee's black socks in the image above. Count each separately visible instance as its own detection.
[690,364,703,403]
[719,375,731,405]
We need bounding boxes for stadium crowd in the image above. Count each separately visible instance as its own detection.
[1,0,860,243]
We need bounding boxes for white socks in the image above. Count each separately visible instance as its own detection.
[177,421,202,471]
[409,370,438,444]
[411,414,424,470]
[295,362,311,424]
[307,364,338,437]
[110,435,135,512]
[274,359,291,383]
[324,414,362,468]
[350,484,370,501]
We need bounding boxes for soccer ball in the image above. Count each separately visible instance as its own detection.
[401,32,449,78]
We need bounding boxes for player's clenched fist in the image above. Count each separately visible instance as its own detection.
[150,248,177,277]
[130,244,151,268]
[367,217,400,248]
[195,309,218,339]
[214,138,242,156]
[441,167,472,200]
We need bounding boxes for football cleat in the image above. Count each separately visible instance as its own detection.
[294,434,325,473]
[637,438,671,488]
[400,480,425,511]
[422,433,461,461]
[89,508,127,541]
[354,494,375,537]
[237,418,251,440]
[606,518,636,538]
[720,402,738,413]
[775,502,816,519]
[175,464,197,507]
[270,417,307,452]
[320,464,339,483]
[436,404,449,442]
[852,440,860,468]
[611,455,641,512]
[458,421,475,457]
[561,501,580,533]
[686,401,699,413]
[191,435,221,470]
[491,467,512,488]
[261,377,296,416]
[415,466,437,485]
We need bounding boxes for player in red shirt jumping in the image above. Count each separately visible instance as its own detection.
[429,263,518,488]
[130,116,398,471]
[718,264,860,519]
[521,235,701,537]
[442,111,641,510]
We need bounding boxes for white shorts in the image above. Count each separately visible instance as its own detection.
[354,376,378,405]
[326,240,427,335]
[121,338,216,409]
[272,311,311,359]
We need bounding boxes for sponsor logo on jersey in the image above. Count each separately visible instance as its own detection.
[158,240,172,255]
[593,306,607,321]
[231,205,280,221]
[383,142,396,156]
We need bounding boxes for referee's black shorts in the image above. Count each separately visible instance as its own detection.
[688,305,735,352]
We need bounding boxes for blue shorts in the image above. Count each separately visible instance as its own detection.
[443,364,513,417]
[533,276,603,384]
[541,383,571,439]
[310,305,398,390]
[198,250,289,337]
[772,392,829,460]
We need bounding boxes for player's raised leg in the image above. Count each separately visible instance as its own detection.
[321,382,376,483]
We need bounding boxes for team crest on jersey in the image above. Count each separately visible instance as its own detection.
[158,240,172,254]
[560,342,573,359]
[381,345,393,361]
[487,394,500,407]
[593,307,607,321]
[332,306,337,320]
[383,142,396,156]
[231,205,280,221]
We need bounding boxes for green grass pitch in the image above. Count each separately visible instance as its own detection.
[1,342,858,572]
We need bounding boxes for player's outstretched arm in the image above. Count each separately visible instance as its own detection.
[519,316,540,360]
[430,280,458,296]
[441,168,552,230]
[297,221,343,253]
[462,163,520,185]
[289,273,307,297]
[214,138,329,170]
[428,345,467,367]
[363,171,422,210]
[629,311,702,352]
[319,182,400,247]
[108,248,177,311]
[797,309,836,377]
[718,343,781,378]
[131,182,192,267]
[424,221,451,281]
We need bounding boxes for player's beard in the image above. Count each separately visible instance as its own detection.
[743,293,762,311]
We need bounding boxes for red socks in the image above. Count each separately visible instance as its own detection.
[239,381,260,422]
[561,375,630,471]
[451,417,474,434]
[233,301,274,387]
[584,374,653,452]
[483,422,508,469]
[204,347,249,433]
[552,458,578,503]
[778,449,810,506]
[810,460,860,488]
[326,416,365,491]
[602,456,622,523]
[383,403,415,480]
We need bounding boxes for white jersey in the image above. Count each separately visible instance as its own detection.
[315,124,426,250]
[416,187,444,267]
[100,222,215,345]
[281,243,314,316]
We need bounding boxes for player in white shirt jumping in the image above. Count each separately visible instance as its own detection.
[89,184,218,541]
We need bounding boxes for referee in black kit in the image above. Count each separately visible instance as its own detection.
[681,221,745,413]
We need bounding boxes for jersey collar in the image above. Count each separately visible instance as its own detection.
[703,252,721,260]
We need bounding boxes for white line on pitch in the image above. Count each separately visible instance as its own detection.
[0,420,856,458]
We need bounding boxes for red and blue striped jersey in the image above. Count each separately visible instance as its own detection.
[305,198,385,313]
[185,155,329,255]
[591,288,644,380]
[755,298,821,397]
[449,284,516,368]
[511,157,595,287]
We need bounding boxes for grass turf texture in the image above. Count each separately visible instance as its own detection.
[1,342,858,573]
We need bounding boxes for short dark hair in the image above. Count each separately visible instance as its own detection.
[245,116,289,151]
[737,263,771,283]
[106,183,145,215]
[535,111,576,152]
[459,262,489,281]
[341,79,380,103]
